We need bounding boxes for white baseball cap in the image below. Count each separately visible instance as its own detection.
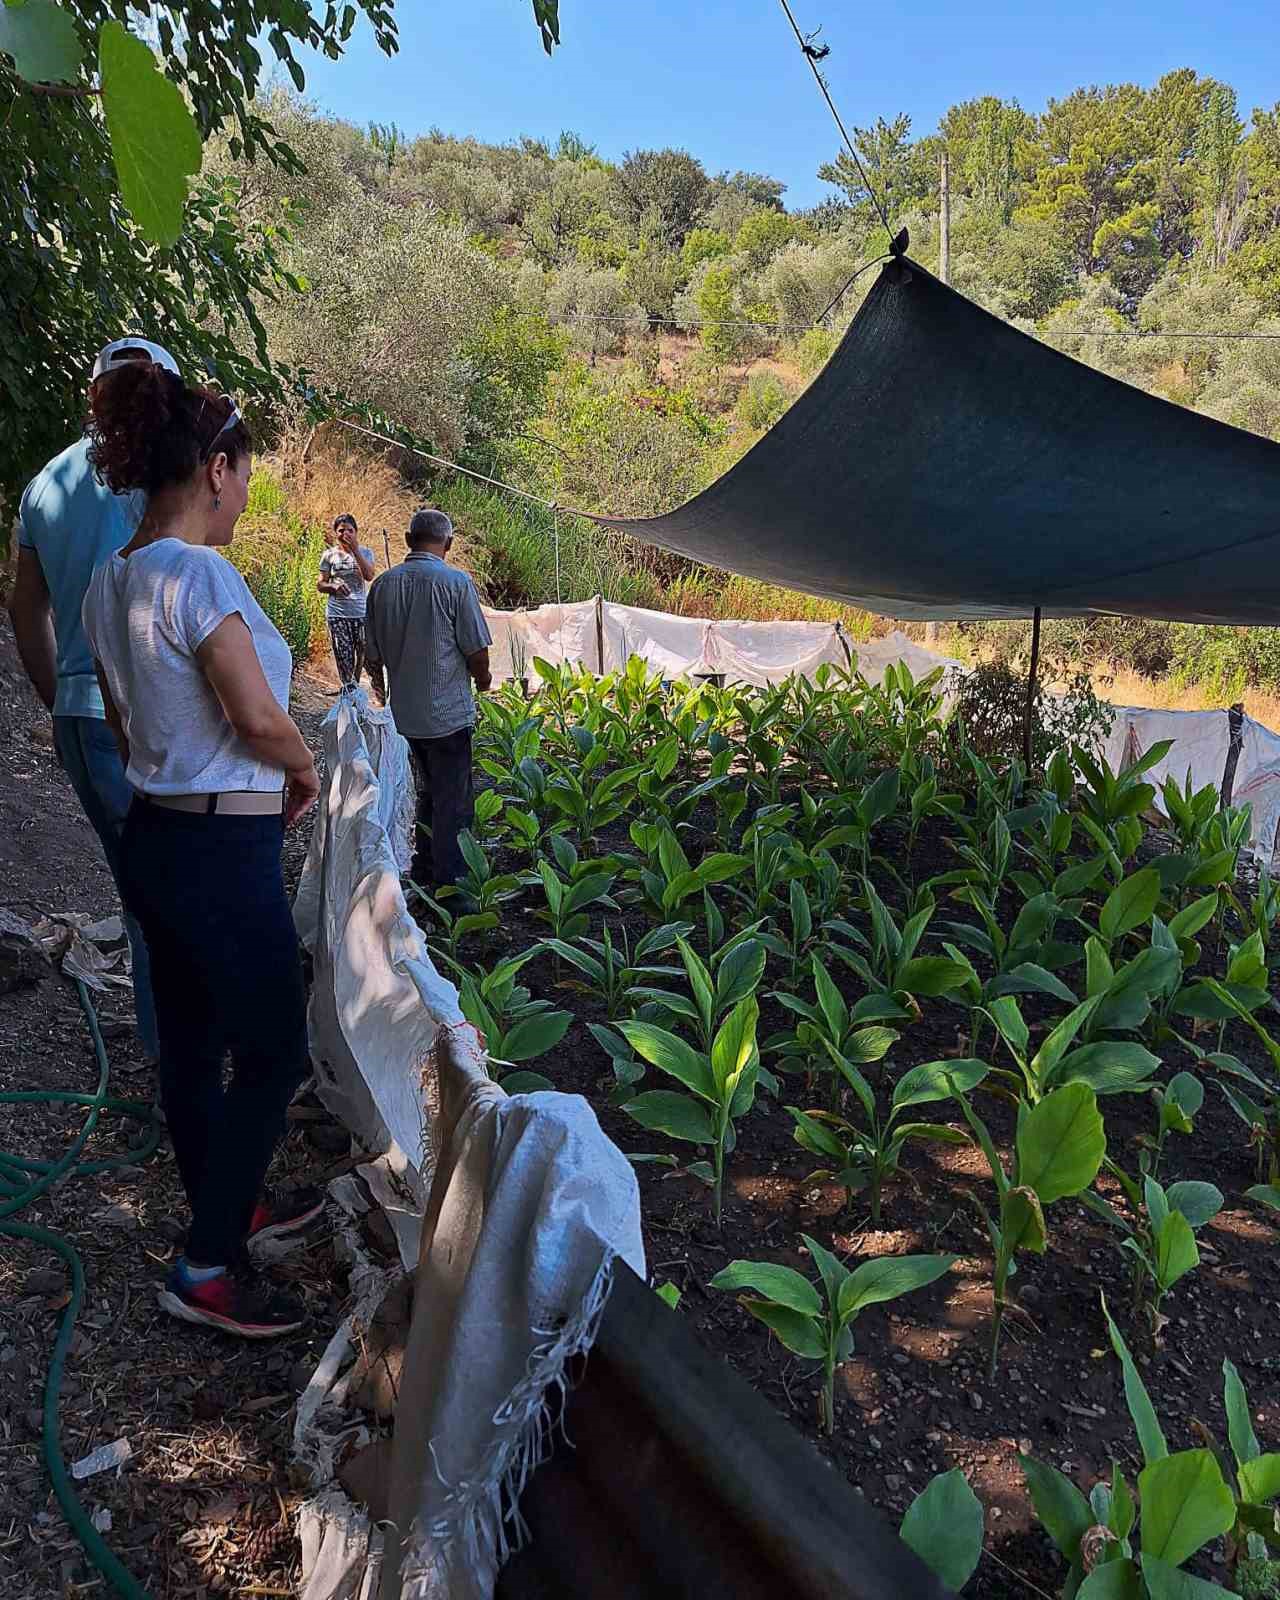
[91,337,180,381]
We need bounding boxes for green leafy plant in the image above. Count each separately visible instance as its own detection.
[788,1057,987,1223]
[1022,1298,1280,1597]
[531,855,618,942]
[979,993,1161,1104]
[538,922,686,1020]
[447,831,524,919]
[956,1081,1107,1375]
[618,996,762,1225]
[899,1469,985,1592]
[835,878,980,1023]
[771,953,900,1076]
[710,1239,955,1434]
[445,949,572,1092]
[630,932,767,1055]
[1086,1164,1223,1346]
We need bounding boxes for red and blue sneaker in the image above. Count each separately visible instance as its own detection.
[245,1186,325,1253]
[157,1261,306,1339]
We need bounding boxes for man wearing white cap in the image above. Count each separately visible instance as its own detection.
[6,337,180,1060]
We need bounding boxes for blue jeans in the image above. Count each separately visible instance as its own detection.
[119,802,309,1265]
[52,716,158,1059]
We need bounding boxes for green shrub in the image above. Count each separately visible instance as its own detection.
[791,326,835,377]
[735,371,791,431]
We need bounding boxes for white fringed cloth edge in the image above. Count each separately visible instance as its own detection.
[379,1024,646,1600]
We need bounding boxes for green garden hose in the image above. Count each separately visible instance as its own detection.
[0,977,161,1600]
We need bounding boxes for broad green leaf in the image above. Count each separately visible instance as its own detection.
[1032,998,1101,1085]
[655,1282,681,1310]
[1245,1183,1280,1214]
[1164,1072,1204,1123]
[844,1024,899,1064]
[1101,1292,1167,1466]
[1138,1450,1235,1567]
[500,1069,554,1094]
[0,0,81,82]
[812,958,848,1042]
[99,20,202,247]
[1168,894,1220,941]
[1002,1185,1047,1255]
[897,955,971,997]
[676,936,714,1036]
[1154,1211,1198,1292]
[693,852,749,887]
[740,1299,825,1361]
[618,1021,714,1099]
[1016,1083,1106,1205]
[899,1468,984,1591]
[1077,1561,1143,1599]
[711,997,759,1099]
[1238,1453,1280,1505]
[500,1009,572,1062]
[892,1057,989,1110]
[716,938,766,1010]
[539,938,604,981]
[1140,1555,1238,1599]
[1223,1359,1261,1470]
[786,1107,849,1161]
[1099,868,1161,942]
[837,1254,955,1321]
[623,1090,715,1144]
[986,995,1030,1059]
[801,1232,848,1311]
[995,963,1079,1004]
[861,767,901,827]
[454,912,500,938]
[1054,1042,1160,1097]
[709,1259,821,1315]
[1165,1181,1222,1229]
[1020,1455,1093,1561]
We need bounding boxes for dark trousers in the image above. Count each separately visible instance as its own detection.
[119,802,309,1266]
[408,728,474,888]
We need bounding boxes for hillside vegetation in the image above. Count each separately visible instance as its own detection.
[215,77,1280,693]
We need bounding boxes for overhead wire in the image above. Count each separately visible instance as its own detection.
[776,0,896,240]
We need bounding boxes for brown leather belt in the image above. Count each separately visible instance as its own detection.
[141,791,284,816]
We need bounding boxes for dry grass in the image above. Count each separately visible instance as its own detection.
[1095,667,1280,727]
[262,421,424,572]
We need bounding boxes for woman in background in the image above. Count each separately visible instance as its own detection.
[83,363,323,1339]
[318,513,375,688]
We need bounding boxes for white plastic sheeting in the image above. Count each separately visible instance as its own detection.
[1101,704,1280,862]
[292,692,644,1600]
[294,688,463,1190]
[480,598,971,690]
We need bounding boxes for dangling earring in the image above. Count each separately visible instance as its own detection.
[213,494,221,510]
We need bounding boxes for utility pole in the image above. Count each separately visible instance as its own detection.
[921,150,947,649]
[939,150,951,288]
[925,152,950,650]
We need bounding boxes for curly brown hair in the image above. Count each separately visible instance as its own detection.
[87,362,252,497]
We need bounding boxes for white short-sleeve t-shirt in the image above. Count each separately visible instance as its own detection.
[83,538,293,796]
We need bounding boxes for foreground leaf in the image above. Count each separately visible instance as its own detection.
[899,1468,984,1591]
[0,0,82,83]
[623,1091,714,1145]
[1138,1449,1235,1568]
[1020,1455,1092,1561]
[99,21,202,247]
[1017,1082,1106,1204]
[709,1260,821,1316]
[838,1254,954,1319]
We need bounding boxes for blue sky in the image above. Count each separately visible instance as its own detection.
[300,0,1280,208]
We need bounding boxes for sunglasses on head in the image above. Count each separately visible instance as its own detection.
[198,395,242,461]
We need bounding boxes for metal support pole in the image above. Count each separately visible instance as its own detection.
[595,593,605,675]
[1022,606,1042,772]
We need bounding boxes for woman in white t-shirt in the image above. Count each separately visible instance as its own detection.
[82,361,322,1340]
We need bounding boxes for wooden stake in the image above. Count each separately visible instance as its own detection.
[1022,606,1042,772]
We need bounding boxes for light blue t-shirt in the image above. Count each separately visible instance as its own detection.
[18,436,145,719]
